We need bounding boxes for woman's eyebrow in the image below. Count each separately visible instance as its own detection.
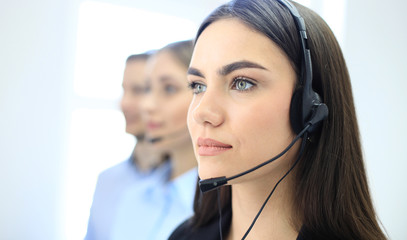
[159,75,177,83]
[218,60,267,76]
[187,60,267,79]
[187,67,205,78]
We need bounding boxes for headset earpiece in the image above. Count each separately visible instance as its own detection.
[290,86,328,135]
[289,88,304,135]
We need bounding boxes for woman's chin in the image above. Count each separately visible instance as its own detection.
[198,165,225,180]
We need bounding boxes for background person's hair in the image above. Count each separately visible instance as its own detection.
[158,40,194,68]
[126,52,153,63]
[190,0,387,239]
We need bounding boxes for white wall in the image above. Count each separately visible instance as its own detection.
[0,0,77,239]
[343,0,407,239]
[0,0,406,239]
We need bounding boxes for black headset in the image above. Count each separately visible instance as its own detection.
[280,0,329,135]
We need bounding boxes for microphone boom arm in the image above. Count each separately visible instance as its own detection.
[199,124,311,193]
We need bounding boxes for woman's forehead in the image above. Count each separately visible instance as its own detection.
[191,19,290,75]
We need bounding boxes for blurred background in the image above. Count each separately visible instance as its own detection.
[0,0,406,239]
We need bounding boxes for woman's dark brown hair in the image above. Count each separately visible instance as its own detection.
[190,0,387,239]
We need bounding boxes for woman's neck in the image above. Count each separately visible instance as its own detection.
[133,138,163,172]
[167,139,197,180]
[227,170,299,240]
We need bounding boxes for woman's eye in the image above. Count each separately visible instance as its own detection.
[131,86,145,95]
[164,85,178,94]
[188,82,207,94]
[144,85,151,93]
[232,77,254,91]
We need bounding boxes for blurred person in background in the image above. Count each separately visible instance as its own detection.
[85,52,169,240]
[109,40,198,240]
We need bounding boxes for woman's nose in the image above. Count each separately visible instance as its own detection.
[191,89,224,127]
[140,90,158,115]
[120,93,131,112]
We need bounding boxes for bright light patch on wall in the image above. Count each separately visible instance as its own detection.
[321,0,346,45]
[74,1,198,100]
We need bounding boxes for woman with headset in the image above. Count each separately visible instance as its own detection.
[169,0,387,239]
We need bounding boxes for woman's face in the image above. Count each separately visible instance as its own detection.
[187,19,299,182]
[120,59,148,136]
[142,51,192,151]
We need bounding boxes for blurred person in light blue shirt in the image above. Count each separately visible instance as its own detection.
[85,52,170,240]
[87,40,198,240]
[109,40,197,240]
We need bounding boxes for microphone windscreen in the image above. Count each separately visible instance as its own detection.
[148,137,162,143]
[199,177,228,193]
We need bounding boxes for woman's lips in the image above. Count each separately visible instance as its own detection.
[146,122,162,130]
[197,137,232,156]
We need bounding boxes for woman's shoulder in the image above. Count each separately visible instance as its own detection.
[296,226,341,240]
[168,216,224,240]
[168,218,215,240]
[168,218,193,240]
[169,205,232,240]
[170,213,318,240]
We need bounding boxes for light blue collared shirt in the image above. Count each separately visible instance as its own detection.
[110,166,198,240]
[85,158,172,240]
